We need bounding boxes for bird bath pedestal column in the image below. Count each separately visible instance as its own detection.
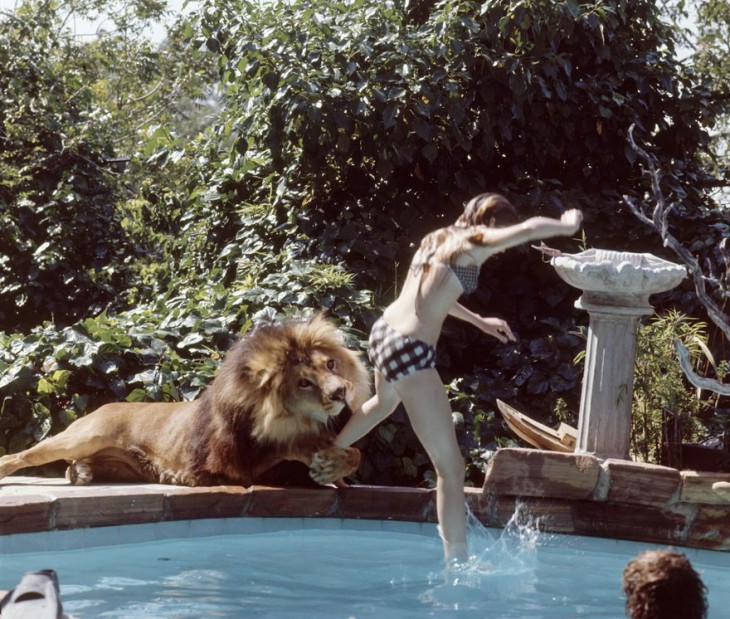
[552,250,686,459]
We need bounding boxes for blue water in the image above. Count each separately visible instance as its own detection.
[1,513,728,618]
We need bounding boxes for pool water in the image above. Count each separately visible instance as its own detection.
[1,513,728,618]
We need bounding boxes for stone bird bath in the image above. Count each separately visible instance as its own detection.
[551,249,687,459]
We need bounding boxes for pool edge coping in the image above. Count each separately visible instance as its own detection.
[3,446,730,553]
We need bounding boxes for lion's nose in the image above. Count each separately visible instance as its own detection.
[329,385,347,402]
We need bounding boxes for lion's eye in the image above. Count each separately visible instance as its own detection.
[326,359,336,371]
[298,378,313,389]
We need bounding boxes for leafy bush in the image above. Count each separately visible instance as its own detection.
[0,263,371,464]
[0,1,220,332]
[2,0,728,486]
[0,7,133,330]
[632,311,714,465]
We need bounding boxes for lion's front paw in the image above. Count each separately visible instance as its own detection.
[65,460,93,485]
[309,446,361,485]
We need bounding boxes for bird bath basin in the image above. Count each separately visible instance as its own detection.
[552,249,687,310]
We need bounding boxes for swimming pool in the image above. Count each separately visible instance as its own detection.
[1,513,728,618]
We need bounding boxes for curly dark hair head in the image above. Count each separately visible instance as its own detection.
[623,550,708,619]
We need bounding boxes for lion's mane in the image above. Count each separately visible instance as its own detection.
[0,315,370,488]
[188,314,370,485]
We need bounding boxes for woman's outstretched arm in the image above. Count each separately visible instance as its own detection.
[468,209,582,251]
[448,303,516,343]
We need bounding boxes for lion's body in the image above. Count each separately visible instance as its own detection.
[0,316,370,487]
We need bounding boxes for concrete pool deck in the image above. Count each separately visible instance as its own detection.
[1,448,729,552]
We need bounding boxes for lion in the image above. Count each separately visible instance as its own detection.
[0,314,371,487]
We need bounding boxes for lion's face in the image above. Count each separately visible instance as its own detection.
[215,314,372,445]
[281,349,353,423]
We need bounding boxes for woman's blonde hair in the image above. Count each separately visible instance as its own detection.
[412,192,518,266]
[409,193,518,311]
[456,192,519,228]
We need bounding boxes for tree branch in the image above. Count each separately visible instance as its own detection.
[675,339,730,396]
[624,123,730,395]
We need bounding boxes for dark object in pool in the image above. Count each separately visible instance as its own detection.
[0,569,63,618]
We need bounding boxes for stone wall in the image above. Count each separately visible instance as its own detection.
[476,447,730,551]
[2,449,729,553]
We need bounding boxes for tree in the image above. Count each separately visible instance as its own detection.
[191,0,725,365]
[633,1,730,397]
[693,0,730,176]
[176,0,728,481]
[0,3,130,330]
[0,0,218,330]
[625,125,730,396]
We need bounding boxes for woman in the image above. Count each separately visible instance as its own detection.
[314,192,582,563]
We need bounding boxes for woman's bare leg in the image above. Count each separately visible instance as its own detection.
[395,369,467,563]
[335,371,401,448]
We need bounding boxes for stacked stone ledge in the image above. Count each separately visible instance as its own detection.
[476,447,730,551]
[1,453,728,553]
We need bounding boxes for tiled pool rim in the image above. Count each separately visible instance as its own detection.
[4,516,730,574]
[0,516,440,555]
[1,447,729,552]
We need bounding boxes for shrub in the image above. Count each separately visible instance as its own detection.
[632,311,714,466]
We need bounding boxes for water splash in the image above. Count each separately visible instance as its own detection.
[467,500,542,578]
[420,500,544,610]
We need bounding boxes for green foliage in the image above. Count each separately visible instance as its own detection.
[0,4,132,330]
[2,0,729,487]
[0,293,227,458]
[0,0,220,331]
[694,0,730,93]
[693,0,730,184]
[0,260,372,460]
[195,0,724,269]
[632,311,712,465]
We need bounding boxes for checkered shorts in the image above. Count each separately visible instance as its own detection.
[368,317,437,383]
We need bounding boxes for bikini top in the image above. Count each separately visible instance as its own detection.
[411,262,480,295]
[449,263,480,295]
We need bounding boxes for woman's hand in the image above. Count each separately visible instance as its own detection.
[560,209,583,232]
[478,317,516,343]
[449,304,516,343]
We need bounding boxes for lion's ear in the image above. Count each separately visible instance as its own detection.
[253,368,275,391]
[241,364,274,392]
